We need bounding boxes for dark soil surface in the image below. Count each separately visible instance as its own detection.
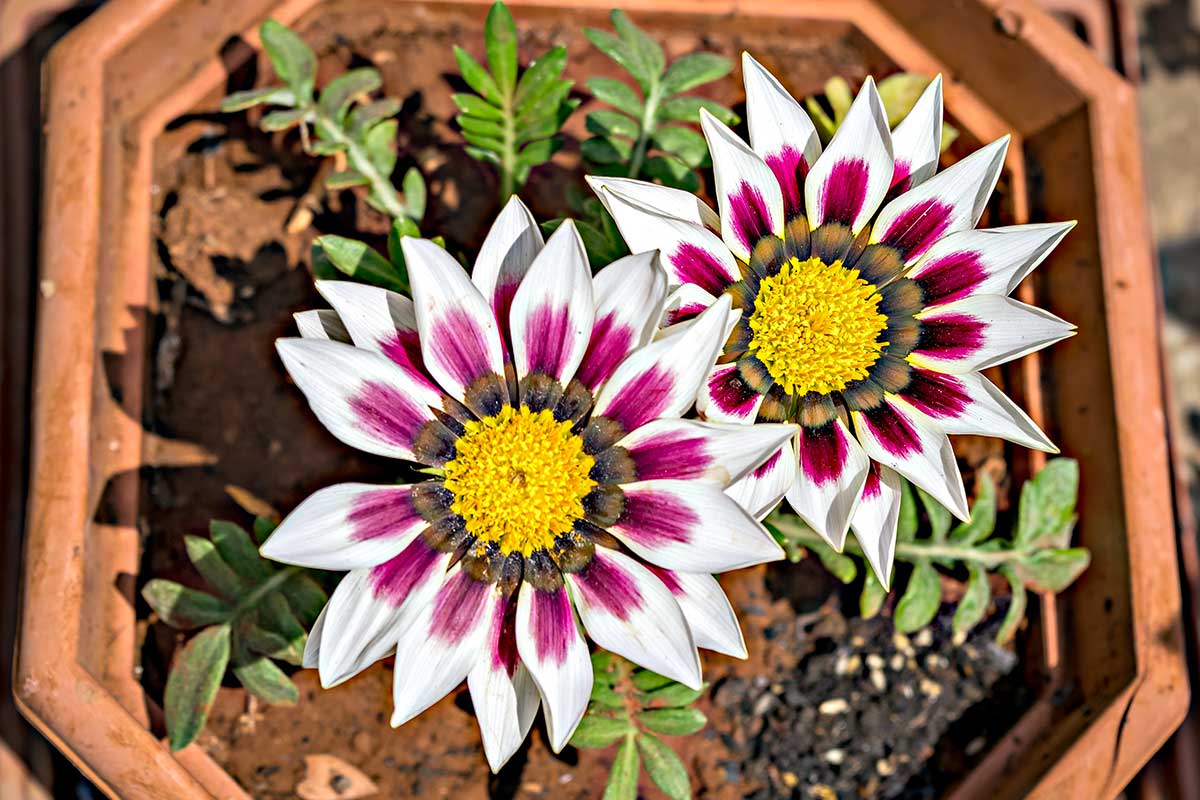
[137,4,1030,798]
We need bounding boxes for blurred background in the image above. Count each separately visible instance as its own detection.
[2,0,1198,796]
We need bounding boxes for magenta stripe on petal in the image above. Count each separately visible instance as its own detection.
[369,537,442,605]
[350,380,430,449]
[430,570,490,645]
[626,432,711,481]
[708,366,760,419]
[430,308,495,386]
[862,403,922,458]
[523,302,572,377]
[918,313,985,361]
[488,594,519,675]
[890,160,912,191]
[348,488,420,542]
[914,251,987,305]
[618,490,698,548]
[901,369,970,420]
[820,158,869,226]
[670,243,734,296]
[862,463,883,500]
[766,146,807,219]
[879,199,953,260]
[664,302,708,326]
[646,564,683,595]
[381,331,437,391]
[531,586,574,665]
[605,366,674,431]
[577,313,634,391]
[729,181,774,252]
[799,422,848,486]
[492,279,520,335]
[574,556,643,621]
[750,448,781,479]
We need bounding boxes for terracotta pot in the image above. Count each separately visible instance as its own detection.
[15,0,1186,797]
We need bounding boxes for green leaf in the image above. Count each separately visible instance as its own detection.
[640,682,703,708]
[631,670,673,692]
[317,68,382,121]
[325,169,370,190]
[515,79,573,125]
[917,487,952,542]
[586,110,639,139]
[996,566,1027,644]
[608,10,665,93]
[240,623,294,661]
[220,86,296,112]
[859,571,887,619]
[894,558,941,633]
[638,708,706,736]
[458,114,505,139]
[281,572,328,628]
[805,96,837,143]
[660,52,732,96]
[587,77,643,117]
[232,653,299,705]
[402,168,426,222]
[515,138,562,183]
[142,580,232,629]
[259,19,317,102]
[898,479,918,541]
[1015,459,1079,548]
[259,108,308,132]
[387,216,421,267]
[348,98,401,138]
[452,92,506,121]
[590,681,626,710]
[210,520,271,582]
[184,536,246,600]
[252,516,277,544]
[316,235,406,292]
[465,145,501,165]
[953,563,991,638]
[637,733,690,800]
[484,1,518,96]
[603,735,639,800]
[570,714,632,748]
[165,624,231,750]
[951,472,997,545]
[582,136,633,165]
[590,650,617,682]
[363,118,398,177]
[657,96,737,125]
[515,45,567,108]
[824,77,853,124]
[808,540,857,584]
[1014,548,1091,593]
[256,592,307,664]
[640,155,699,191]
[876,73,933,127]
[453,45,501,105]
[651,125,708,168]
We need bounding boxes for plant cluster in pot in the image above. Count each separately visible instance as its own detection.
[16,0,1185,798]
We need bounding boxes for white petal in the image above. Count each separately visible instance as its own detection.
[650,567,747,658]
[610,479,784,572]
[696,362,766,424]
[910,294,1075,374]
[785,420,871,550]
[659,283,718,329]
[725,439,798,520]
[888,75,943,192]
[700,107,785,261]
[566,549,702,688]
[515,582,591,752]
[849,464,902,588]
[743,51,821,219]
[468,597,539,772]
[805,76,894,233]
[302,605,326,669]
[472,195,544,331]
[261,483,427,570]
[295,309,350,342]
[577,251,669,391]
[617,418,796,487]
[587,175,720,230]
[898,369,1056,452]
[314,281,434,388]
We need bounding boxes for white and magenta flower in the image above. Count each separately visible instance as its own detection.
[590,55,1075,587]
[263,198,791,770]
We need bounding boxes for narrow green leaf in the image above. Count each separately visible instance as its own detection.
[587,77,644,117]
[637,733,690,800]
[458,114,505,139]
[638,707,706,737]
[609,10,665,92]
[640,156,700,191]
[310,140,345,157]
[897,479,918,541]
[571,714,633,748]
[660,52,732,96]
[317,68,382,121]
[256,592,306,664]
[640,682,703,708]
[1015,459,1079,548]
[232,653,299,705]
[805,96,837,143]
[515,78,573,123]
[953,564,992,638]
[387,216,421,267]
[917,486,952,542]
[484,1,518,96]
[453,45,501,105]
[281,572,328,627]
[586,110,639,139]
[165,624,231,750]
[631,670,673,692]
[590,650,616,682]
[252,516,277,545]
[657,96,738,125]
[515,45,568,108]
[463,132,507,154]
[575,218,628,267]
[260,19,317,102]
[651,125,708,168]
[603,735,639,800]
[184,536,246,600]
[259,108,308,132]
[996,566,1027,644]
[808,541,857,584]
[515,137,562,180]
[951,472,997,545]
[362,119,398,177]
[590,681,626,710]
[859,571,887,619]
[142,580,232,629]
[824,77,853,123]
[220,86,296,112]
[582,136,633,165]
[316,235,406,292]
[586,27,653,95]
[240,624,294,661]
[402,168,426,222]
[210,520,271,582]
[894,558,941,633]
[877,73,933,127]
[1013,548,1091,593]
[465,146,502,165]
[453,92,505,121]
[348,98,401,139]
[325,169,370,190]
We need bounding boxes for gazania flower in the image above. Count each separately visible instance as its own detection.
[263,198,791,770]
[590,55,1074,587]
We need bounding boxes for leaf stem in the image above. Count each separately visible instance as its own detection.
[233,566,302,619]
[499,87,517,201]
[627,86,660,179]
[768,515,1026,570]
[313,107,410,220]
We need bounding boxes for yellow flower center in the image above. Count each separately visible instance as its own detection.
[749,256,889,397]
[444,406,596,556]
